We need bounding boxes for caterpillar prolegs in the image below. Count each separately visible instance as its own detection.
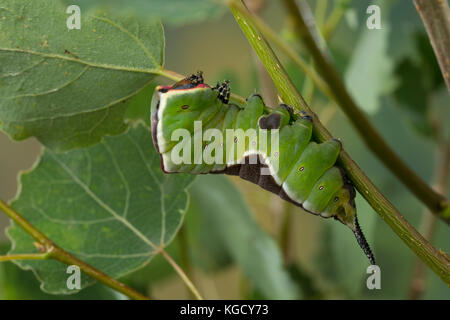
[151,72,375,265]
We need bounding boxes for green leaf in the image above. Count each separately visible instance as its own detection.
[189,175,301,300]
[345,25,397,114]
[124,82,157,126]
[0,242,126,299]
[7,123,194,294]
[0,0,164,151]
[387,0,425,62]
[393,33,447,138]
[61,0,227,26]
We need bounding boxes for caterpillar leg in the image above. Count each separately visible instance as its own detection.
[214,80,231,104]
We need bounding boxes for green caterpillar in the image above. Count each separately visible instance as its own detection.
[151,72,375,265]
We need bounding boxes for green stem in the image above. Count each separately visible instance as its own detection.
[409,122,450,299]
[281,0,448,222]
[160,248,204,300]
[0,199,149,300]
[414,0,450,90]
[229,0,450,286]
[0,252,50,262]
[177,225,196,299]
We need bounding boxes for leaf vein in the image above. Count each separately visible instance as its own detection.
[101,141,131,218]
[5,66,90,99]
[47,151,159,251]
[92,15,159,67]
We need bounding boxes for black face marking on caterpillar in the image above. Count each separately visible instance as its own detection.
[151,71,376,265]
[213,80,230,104]
[247,93,263,102]
[280,103,294,114]
[171,71,204,90]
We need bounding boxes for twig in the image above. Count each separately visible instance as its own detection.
[409,124,450,299]
[279,0,449,223]
[177,224,196,299]
[160,248,204,300]
[0,252,50,262]
[0,199,150,300]
[0,198,205,300]
[229,0,450,286]
[414,0,450,90]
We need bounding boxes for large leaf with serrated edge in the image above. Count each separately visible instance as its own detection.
[7,124,194,294]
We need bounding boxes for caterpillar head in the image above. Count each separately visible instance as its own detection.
[151,72,232,157]
[321,179,375,265]
[330,187,375,265]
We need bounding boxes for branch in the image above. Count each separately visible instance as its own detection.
[409,123,450,299]
[229,0,450,286]
[0,199,150,300]
[0,252,50,262]
[280,0,449,222]
[414,0,450,90]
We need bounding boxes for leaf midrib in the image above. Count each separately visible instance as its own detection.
[0,47,162,74]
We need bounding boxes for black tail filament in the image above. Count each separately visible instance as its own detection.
[353,216,376,265]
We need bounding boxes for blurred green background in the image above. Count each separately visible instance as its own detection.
[0,0,449,299]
